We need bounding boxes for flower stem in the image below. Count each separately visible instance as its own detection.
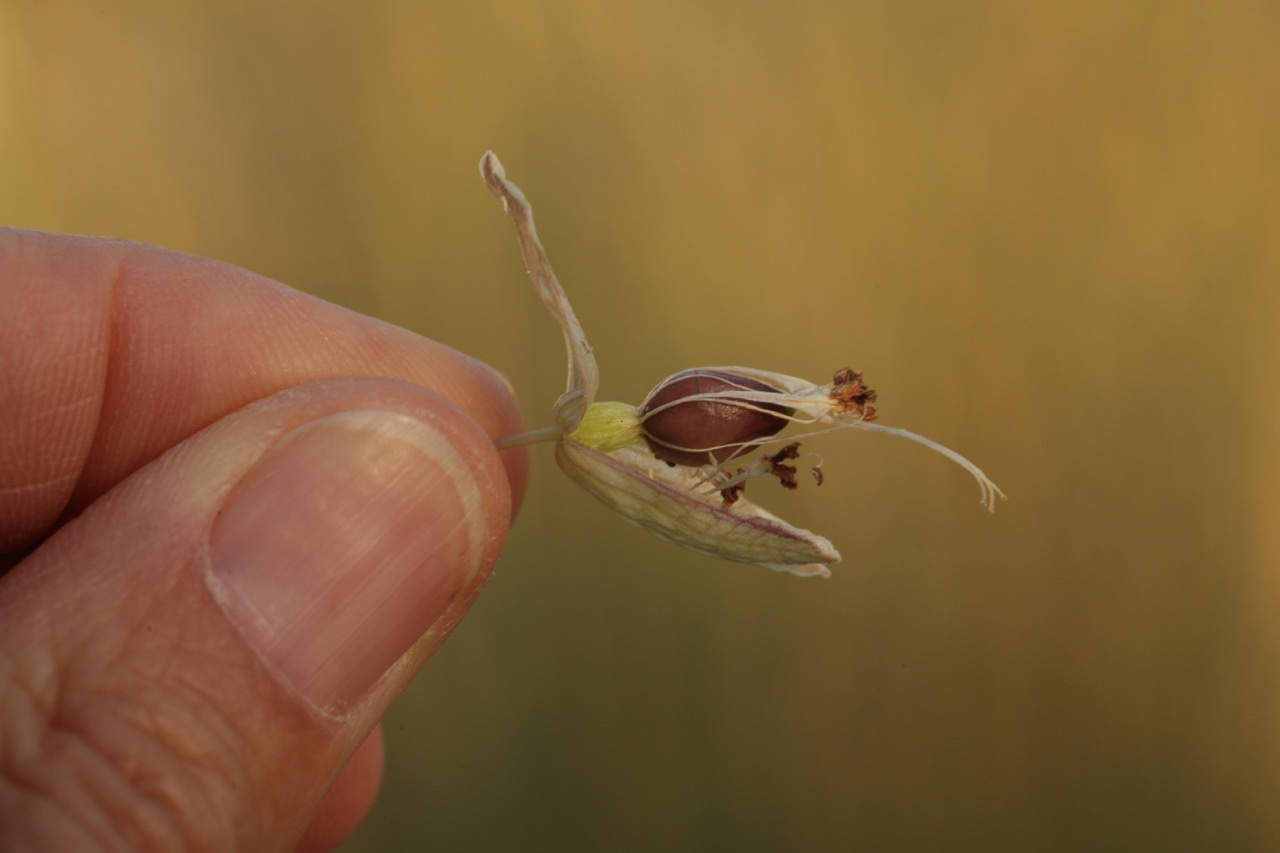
[493,427,564,450]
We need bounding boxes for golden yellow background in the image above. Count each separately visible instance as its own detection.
[4,1,1278,849]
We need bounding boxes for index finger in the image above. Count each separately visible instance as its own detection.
[0,227,527,554]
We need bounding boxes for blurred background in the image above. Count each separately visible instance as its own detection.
[4,1,1278,849]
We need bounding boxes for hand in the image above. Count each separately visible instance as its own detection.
[0,228,527,850]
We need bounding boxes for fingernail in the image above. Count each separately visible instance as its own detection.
[207,410,496,716]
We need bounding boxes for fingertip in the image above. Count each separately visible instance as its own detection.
[415,348,530,515]
[207,400,511,716]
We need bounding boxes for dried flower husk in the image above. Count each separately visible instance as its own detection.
[481,150,1004,579]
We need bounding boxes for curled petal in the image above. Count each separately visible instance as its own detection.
[480,151,598,432]
[555,438,839,578]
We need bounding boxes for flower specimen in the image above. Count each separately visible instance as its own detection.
[481,152,1003,578]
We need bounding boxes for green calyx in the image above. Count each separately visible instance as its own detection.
[570,401,643,451]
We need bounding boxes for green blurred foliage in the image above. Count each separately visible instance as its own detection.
[4,0,1279,849]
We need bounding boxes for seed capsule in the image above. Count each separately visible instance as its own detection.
[639,369,792,466]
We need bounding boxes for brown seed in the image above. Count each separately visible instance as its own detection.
[639,369,792,467]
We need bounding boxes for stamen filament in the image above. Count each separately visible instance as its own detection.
[853,423,1007,511]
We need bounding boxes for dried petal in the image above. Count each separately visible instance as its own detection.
[480,151,598,432]
[555,438,838,577]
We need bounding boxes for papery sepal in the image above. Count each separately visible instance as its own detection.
[555,438,839,578]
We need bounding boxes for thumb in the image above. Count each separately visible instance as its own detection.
[0,377,513,851]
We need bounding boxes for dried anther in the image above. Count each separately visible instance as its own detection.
[830,368,877,418]
[767,444,802,490]
[481,151,1005,578]
[719,480,745,505]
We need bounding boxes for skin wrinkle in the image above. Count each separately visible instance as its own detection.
[0,471,79,499]
[7,570,328,851]
[12,601,172,847]
[1,390,99,522]
[71,671,247,848]
[66,238,117,514]
[3,474,320,850]
[1,630,149,850]
[79,247,196,513]
[0,236,115,553]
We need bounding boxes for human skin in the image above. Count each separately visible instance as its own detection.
[0,228,528,851]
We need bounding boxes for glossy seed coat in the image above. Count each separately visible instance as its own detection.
[640,369,791,466]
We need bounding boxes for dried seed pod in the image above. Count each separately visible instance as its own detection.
[639,369,793,466]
